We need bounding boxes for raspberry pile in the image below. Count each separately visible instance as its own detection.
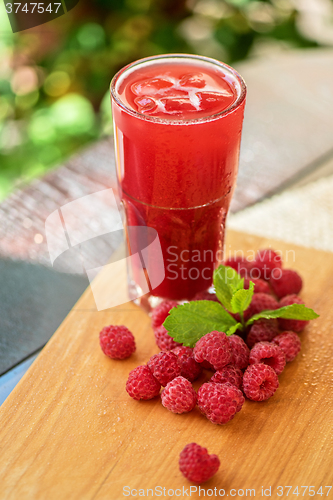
[100,250,309,407]
[98,248,313,483]
[123,251,308,409]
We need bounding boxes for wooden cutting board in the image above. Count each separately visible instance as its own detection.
[0,230,332,500]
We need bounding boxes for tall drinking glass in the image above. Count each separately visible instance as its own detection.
[110,54,246,306]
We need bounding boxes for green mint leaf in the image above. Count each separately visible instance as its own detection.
[213,265,244,312]
[246,304,319,326]
[225,323,242,336]
[230,281,254,314]
[163,300,237,347]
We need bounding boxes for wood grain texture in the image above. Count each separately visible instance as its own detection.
[0,230,332,500]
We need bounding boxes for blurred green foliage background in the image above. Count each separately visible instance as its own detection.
[0,0,325,200]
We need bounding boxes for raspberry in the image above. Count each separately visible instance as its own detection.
[246,319,279,348]
[243,364,279,401]
[253,249,282,280]
[228,335,250,370]
[249,293,279,316]
[273,331,301,362]
[171,346,202,382]
[193,331,231,370]
[99,325,136,360]
[278,294,309,333]
[126,365,161,400]
[192,290,219,302]
[244,277,272,295]
[147,351,181,386]
[269,269,302,299]
[151,300,178,329]
[225,256,253,277]
[179,443,220,483]
[210,364,243,389]
[154,325,182,351]
[249,341,286,375]
[197,382,244,424]
[161,376,197,413]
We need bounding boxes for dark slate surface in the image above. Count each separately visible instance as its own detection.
[0,259,88,375]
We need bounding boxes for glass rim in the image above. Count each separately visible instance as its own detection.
[110,53,247,125]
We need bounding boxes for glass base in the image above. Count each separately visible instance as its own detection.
[128,278,164,313]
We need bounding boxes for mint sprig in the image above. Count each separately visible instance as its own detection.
[164,300,238,347]
[246,304,319,326]
[163,265,319,347]
[214,265,245,312]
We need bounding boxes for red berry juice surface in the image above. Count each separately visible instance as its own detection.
[111,55,246,301]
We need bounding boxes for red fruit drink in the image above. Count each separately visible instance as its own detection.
[111,54,246,302]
